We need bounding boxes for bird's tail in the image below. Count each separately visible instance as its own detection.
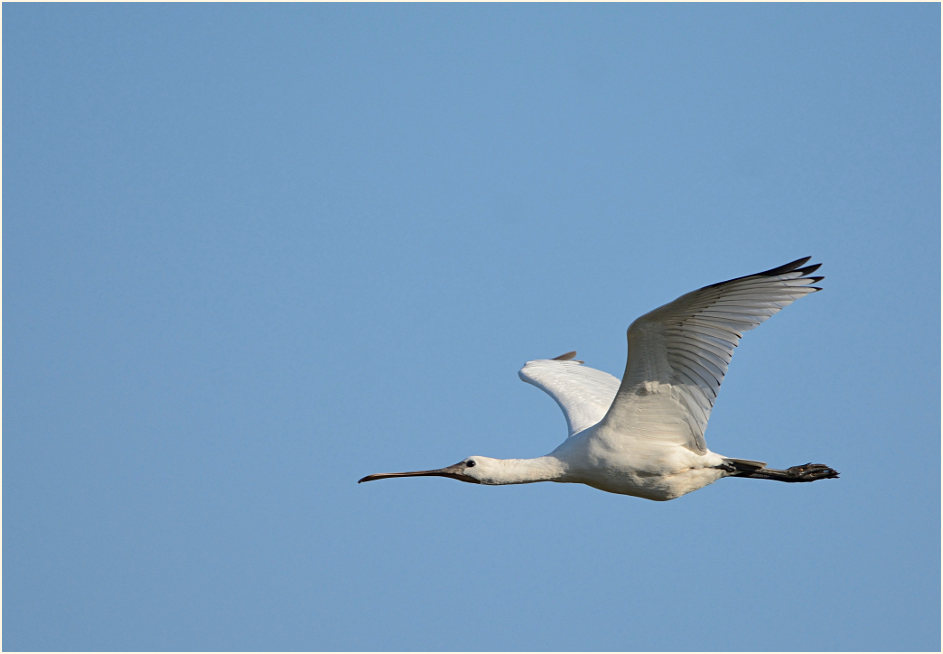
[724,458,767,475]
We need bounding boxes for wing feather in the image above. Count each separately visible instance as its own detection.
[599,257,823,453]
[519,355,621,437]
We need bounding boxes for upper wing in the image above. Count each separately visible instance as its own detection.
[519,351,621,437]
[598,257,823,453]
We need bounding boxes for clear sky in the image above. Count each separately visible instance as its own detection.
[3,3,939,651]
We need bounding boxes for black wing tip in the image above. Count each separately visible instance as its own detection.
[706,257,823,289]
[794,263,822,277]
[783,255,812,268]
[552,351,578,361]
[758,256,820,278]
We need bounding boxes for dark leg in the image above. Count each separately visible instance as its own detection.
[720,459,839,482]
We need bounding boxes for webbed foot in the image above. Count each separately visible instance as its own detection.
[785,463,840,482]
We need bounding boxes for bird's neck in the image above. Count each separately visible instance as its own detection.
[481,456,568,485]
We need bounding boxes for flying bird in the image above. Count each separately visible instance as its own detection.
[359,257,838,501]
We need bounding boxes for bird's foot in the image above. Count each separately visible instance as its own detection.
[785,463,840,482]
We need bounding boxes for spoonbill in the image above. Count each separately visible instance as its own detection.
[359,257,838,501]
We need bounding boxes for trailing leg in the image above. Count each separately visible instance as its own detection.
[721,458,839,482]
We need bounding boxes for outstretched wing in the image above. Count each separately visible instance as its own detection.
[598,257,823,453]
[519,352,621,437]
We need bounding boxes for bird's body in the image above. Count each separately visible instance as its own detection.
[550,429,729,501]
[359,257,838,500]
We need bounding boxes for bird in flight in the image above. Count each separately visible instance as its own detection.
[359,257,838,501]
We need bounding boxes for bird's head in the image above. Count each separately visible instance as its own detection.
[358,456,503,485]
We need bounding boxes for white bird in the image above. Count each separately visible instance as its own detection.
[359,257,838,501]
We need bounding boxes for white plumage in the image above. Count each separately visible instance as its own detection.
[518,352,618,437]
[360,257,838,501]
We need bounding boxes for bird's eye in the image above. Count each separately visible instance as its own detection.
[466,460,476,468]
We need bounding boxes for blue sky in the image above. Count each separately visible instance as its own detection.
[3,3,939,651]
